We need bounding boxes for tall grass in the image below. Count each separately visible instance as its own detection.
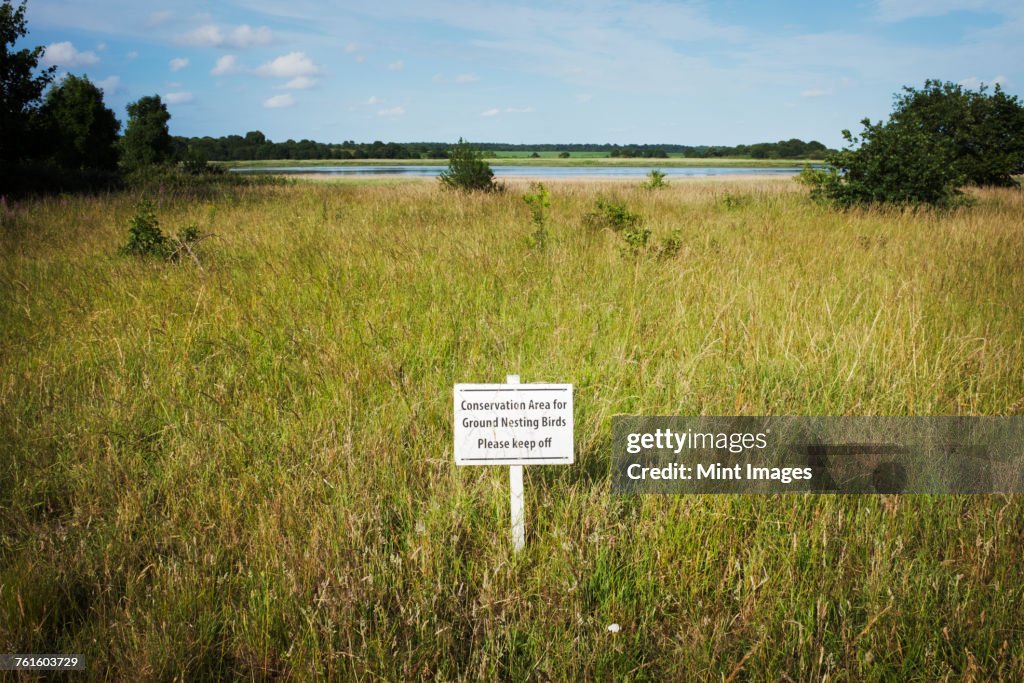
[1,178,1023,679]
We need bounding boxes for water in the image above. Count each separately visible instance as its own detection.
[230,164,812,178]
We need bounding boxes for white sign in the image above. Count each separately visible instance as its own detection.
[454,382,574,466]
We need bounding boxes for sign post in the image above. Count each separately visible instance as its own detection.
[507,375,526,551]
[454,376,574,552]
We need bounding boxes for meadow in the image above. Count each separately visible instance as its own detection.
[1,176,1023,680]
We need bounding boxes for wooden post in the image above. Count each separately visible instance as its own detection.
[507,374,526,552]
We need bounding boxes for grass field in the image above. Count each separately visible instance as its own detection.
[223,157,820,169]
[2,177,1023,680]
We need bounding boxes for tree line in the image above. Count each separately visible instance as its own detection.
[174,136,831,162]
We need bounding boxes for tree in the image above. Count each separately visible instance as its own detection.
[890,80,1024,187]
[40,74,120,170]
[438,138,500,192]
[121,95,173,168]
[802,80,1024,207]
[1,0,56,163]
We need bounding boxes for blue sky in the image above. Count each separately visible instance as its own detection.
[23,0,1024,147]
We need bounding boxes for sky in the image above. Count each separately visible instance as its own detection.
[21,0,1024,147]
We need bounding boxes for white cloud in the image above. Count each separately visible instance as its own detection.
[873,0,1010,22]
[378,106,405,117]
[433,73,481,84]
[576,93,593,103]
[282,76,318,89]
[42,42,99,68]
[263,93,294,108]
[96,75,121,94]
[230,25,273,48]
[147,10,173,28]
[169,57,189,72]
[164,91,194,104]
[387,60,404,71]
[345,43,359,54]
[179,24,272,48]
[959,74,1011,89]
[96,42,107,51]
[256,52,321,78]
[364,95,382,105]
[481,108,500,117]
[800,88,832,97]
[211,54,239,76]
[126,51,138,60]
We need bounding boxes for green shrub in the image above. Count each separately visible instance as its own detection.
[523,182,550,251]
[620,225,651,255]
[799,80,1023,207]
[119,200,203,261]
[439,138,501,192]
[642,169,668,190]
[584,198,641,232]
[120,200,168,257]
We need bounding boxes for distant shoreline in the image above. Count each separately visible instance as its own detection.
[222,157,823,169]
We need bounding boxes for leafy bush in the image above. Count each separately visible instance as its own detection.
[119,200,202,261]
[439,138,501,192]
[642,169,668,190]
[620,225,651,255]
[523,182,550,250]
[120,201,167,257]
[800,80,1024,207]
[584,198,641,232]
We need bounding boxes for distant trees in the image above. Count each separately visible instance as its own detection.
[121,95,173,169]
[41,74,120,170]
[439,138,500,192]
[172,136,835,162]
[801,80,1024,207]
[0,0,55,164]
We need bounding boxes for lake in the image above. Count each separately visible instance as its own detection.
[230,164,813,178]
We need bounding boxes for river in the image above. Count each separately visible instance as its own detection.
[230,164,814,178]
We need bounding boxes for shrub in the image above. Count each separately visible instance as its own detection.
[120,200,167,257]
[120,200,203,261]
[800,80,1024,207]
[584,198,641,232]
[439,138,501,192]
[620,225,651,255]
[523,182,550,251]
[642,169,668,190]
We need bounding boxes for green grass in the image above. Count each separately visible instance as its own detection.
[2,177,1023,680]
[223,157,821,169]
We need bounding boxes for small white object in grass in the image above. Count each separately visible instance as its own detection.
[607,623,620,633]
